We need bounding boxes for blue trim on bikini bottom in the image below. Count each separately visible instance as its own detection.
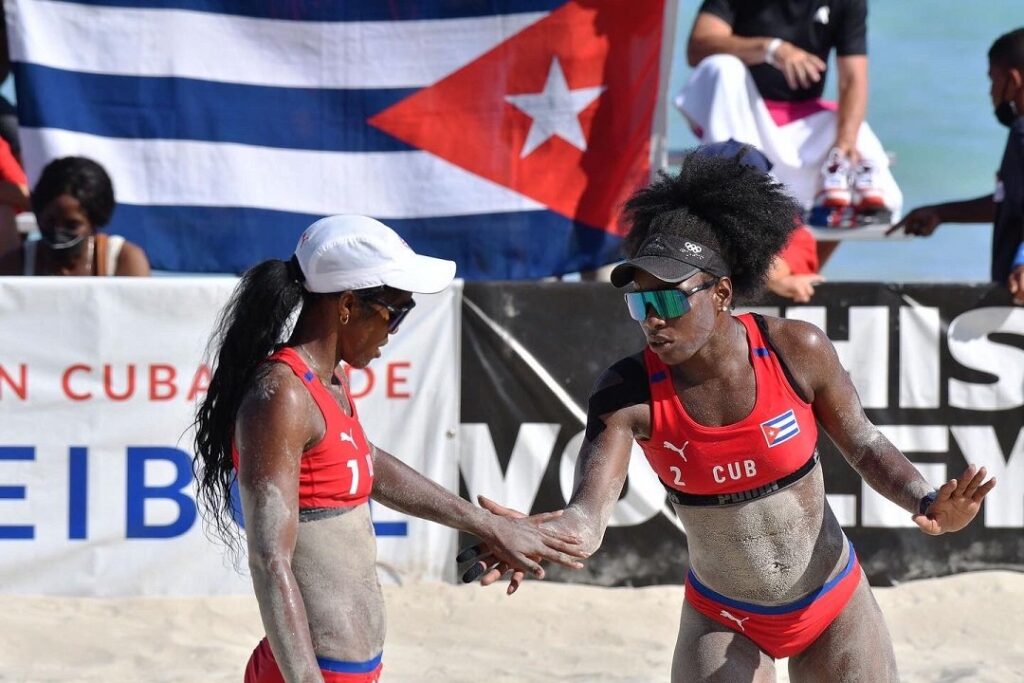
[687,540,857,615]
[316,652,383,674]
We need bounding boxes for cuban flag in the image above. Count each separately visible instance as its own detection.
[7,1,676,276]
[760,409,800,448]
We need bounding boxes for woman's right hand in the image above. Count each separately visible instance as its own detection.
[458,496,590,594]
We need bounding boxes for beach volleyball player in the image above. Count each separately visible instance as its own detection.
[193,215,585,683]
[465,153,995,682]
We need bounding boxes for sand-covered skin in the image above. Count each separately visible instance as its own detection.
[1,571,1021,682]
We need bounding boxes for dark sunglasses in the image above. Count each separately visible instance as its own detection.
[363,296,416,333]
[624,280,717,322]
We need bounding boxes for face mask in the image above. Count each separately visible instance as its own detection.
[995,99,1019,128]
[40,229,87,251]
[994,73,1020,128]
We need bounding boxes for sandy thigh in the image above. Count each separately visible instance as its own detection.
[787,568,898,683]
[671,600,776,683]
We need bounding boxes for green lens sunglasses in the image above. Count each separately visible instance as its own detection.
[624,280,717,322]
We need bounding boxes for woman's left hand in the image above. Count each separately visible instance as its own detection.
[913,465,996,535]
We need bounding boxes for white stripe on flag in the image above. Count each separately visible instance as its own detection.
[766,410,796,428]
[21,128,544,218]
[771,417,796,431]
[773,424,798,439]
[9,1,546,89]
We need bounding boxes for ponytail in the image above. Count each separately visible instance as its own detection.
[193,259,306,555]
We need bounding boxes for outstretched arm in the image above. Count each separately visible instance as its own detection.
[559,409,638,556]
[771,318,995,533]
[888,194,995,236]
[462,359,649,590]
[370,445,584,577]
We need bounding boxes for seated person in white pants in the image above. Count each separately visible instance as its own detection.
[675,0,902,225]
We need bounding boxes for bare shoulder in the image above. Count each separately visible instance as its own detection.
[592,353,646,393]
[236,362,315,439]
[588,353,650,438]
[761,315,836,360]
[115,240,151,276]
[759,315,846,401]
[589,353,649,415]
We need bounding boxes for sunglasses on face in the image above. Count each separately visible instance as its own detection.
[623,280,717,322]
[363,296,416,333]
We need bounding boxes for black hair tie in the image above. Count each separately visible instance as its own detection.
[287,254,306,284]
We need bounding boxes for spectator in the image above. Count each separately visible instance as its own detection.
[675,0,902,222]
[0,136,29,256]
[0,156,150,276]
[698,139,825,302]
[892,28,1024,305]
[768,219,824,302]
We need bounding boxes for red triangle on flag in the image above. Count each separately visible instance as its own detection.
[368,0,665,234]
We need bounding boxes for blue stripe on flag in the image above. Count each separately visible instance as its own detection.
[771,418,797,433]
[13,63,417,153]
[108,204,623,278]
[57,0,566,21]
[765,409,796,428]
[773,425,798,439]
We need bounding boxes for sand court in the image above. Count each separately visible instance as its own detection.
[1,571,1021,682]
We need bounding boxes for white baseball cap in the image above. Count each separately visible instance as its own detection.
[293,215,456,294]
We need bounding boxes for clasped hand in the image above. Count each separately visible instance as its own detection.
[457,496,589,594]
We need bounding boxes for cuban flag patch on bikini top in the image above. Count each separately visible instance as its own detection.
[760,409,800,448]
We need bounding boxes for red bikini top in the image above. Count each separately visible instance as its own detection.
[639,313,819,505]
[232,347,374,509]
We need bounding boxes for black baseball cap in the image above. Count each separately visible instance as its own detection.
[610,234,730,288]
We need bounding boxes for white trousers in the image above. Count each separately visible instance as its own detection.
[675,55,902,217]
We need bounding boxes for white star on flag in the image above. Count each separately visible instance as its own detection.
[505,57,606,158]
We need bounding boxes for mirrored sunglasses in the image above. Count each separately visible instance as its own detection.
[623,280,716,322]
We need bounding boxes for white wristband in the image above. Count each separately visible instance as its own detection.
[765,38,783,67]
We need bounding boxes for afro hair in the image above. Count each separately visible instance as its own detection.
[622,149,800,298]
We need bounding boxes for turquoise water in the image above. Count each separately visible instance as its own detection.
[667,1,1023,282]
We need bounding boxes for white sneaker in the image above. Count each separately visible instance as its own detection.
[818,148,852,208]
[851,160,886,210]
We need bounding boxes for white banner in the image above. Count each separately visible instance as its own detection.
[0,278,461,596]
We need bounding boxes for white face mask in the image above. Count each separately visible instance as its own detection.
[40,229,88,251]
